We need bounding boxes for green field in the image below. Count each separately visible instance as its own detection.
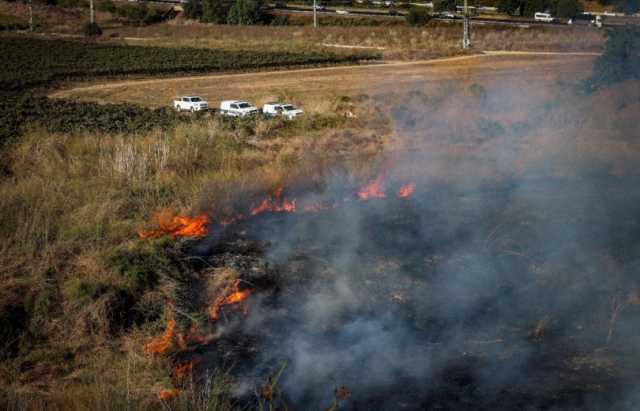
[1,35,379,90]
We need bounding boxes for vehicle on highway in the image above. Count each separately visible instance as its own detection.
[174,96,209,112]
[439,11,456,18]
[567,13,603,27]
[314,4,327,11]
[220,100,259,117]
[336,9,350,14]
[534,12,555,22]
[263,102,304,120]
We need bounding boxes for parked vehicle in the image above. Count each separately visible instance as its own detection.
[173,96,209,112]
[263,102,304,120]
[220,100,259,117]
[534,12,555,22]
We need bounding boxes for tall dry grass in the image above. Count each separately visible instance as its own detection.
[111,20,605,60]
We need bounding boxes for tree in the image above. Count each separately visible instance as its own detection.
[201,0,231,23]
[405,7,431,25]
[497,0,524,15]
[432,0,457,11]
[589,25,640,88]
[183,0,203,19]
[227,0,265,24]
[554,0,581,17]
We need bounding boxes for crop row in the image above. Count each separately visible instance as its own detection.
[0,91,189,145]
[1,36,380,90]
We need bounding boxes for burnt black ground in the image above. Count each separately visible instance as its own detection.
[191,175,640,410]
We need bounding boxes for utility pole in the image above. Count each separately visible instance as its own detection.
[28,0,34,31]
[462,0,471,49]
[313,0,317,28]
[89,0,95,24]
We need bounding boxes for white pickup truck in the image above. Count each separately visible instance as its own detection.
[263,102,304,120]
[220,100,260,117]
[174,96,209,112]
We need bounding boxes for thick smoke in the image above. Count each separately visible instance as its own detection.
[205,66,640,410]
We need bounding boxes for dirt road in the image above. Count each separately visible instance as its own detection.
[50,52,597,110]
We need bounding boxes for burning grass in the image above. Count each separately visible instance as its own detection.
[3,70,640,409]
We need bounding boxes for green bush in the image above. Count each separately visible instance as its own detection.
[67,279,111,303]
[227,0,265,24]
[83,22,103,37]
[184,0,203,19]
[98,0,117,13]
[202,0,232,23]
[405,7,431,26]
[107,238,184,293]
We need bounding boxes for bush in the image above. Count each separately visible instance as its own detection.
[405,7,431,26]
[98,0,117,13]
[107,238,183,293]
[227,0,265,24]
[202,0,231,23]
[184,0,203,19]
[555,0,582,18]
[82,22,103,36]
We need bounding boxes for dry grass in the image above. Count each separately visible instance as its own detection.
[106,19,604,60]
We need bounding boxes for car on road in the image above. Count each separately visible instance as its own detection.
[220,100,259,117]
[174,96,209,112]
[314,4,327,11]
[439,11,456,18]
[336,9,350,14]
[263,102,304,120]
[534,12,555,22]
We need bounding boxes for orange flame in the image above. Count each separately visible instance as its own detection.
[209,280,254,321]
[139,213,209,239]
[145,319,177,355]
[358,174,386,200]
[174,360,199,383]
[398,182,416,198]
[250,187,297,216]
[159,388,180,401]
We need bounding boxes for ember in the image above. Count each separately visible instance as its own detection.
[158,388,180,401]
[139,213,209,239]
[144,319,177,355]
[398,182,416,198]
[357,173,386,200]
[250,187,297,216]
[209,280,254,321]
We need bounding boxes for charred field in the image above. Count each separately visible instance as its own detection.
[155,172,640,411]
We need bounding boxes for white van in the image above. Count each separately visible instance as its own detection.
[534,12,555,22]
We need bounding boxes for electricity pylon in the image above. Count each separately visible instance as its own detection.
[462,0,471,49]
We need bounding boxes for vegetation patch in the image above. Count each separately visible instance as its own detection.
[0,36,379,91]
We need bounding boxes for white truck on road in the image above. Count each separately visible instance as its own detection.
[220,100,260,117]
[262,102,304,120]
[173,96,209,112]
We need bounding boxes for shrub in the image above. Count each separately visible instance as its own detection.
[98,0,117,13]
[83,22,103,37]
[227,0,265,24]
[405,7,431,26]
[107,238,183,293]
[202,0,231,23]
[184,0,203,19]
